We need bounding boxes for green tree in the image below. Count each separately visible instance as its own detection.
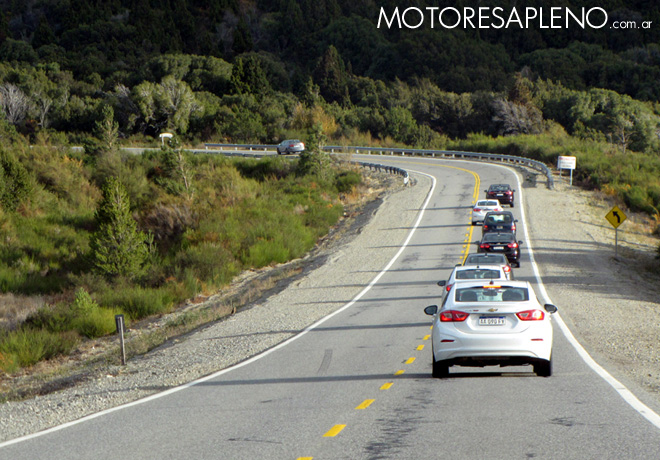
[232,18,253,55]
[95,104,119,154]
[90,178,150,280]
[32,16,56,49]
[297,123,332,181]
[131,77,199,135]
[0,149,33,211]
[313,45,349,105]
[160,144,195,201]
[230,56,271,97]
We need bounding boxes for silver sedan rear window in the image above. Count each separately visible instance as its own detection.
[456,286,528,302]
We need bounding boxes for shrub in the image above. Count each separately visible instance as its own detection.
[97,285,175,320]
[174,242,240,288]
[335,170,362,193]
[69,287,121,339]
[243,238,291,267]
[0,149,33,211]
[70,305,120,339]
[235,156,296,181]
[0,328,79,371]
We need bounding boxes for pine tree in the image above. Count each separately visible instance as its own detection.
[90,178,150,280]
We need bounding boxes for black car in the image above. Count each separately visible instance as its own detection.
[477,232,522,267]
[485,184,515,207]
[482,211,518,236]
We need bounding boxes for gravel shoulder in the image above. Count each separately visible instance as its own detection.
[2,163,660,442]
[523,169,660,408]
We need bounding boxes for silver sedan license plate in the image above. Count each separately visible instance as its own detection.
[479,316,505,326]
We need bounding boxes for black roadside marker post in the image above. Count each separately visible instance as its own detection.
[115,314,126,365]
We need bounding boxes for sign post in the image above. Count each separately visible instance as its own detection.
[159,132,173,145]
[605,205,627,258]
[557,156,577,185]
[115,314,126,365]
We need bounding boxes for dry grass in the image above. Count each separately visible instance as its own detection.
[0,294,46,331]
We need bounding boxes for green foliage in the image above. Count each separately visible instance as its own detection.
[90,178,151,280]
[68,287,116,339]
[175,242,240,286]
[313,45,350,105]
[0,149,33,211]
[235,156,297,181]
[97,285,175,320]
[297,123,333,180]
[94,104,119,154]
[335,170,362,193]
[0,328,78,371]
[26,288,120,339]
[157,147,195,200]
[230,56,271,97]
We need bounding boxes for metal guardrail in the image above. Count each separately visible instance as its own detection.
[204,143,554,188]
[351,161,409,185]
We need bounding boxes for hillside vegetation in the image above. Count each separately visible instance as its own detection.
[1,0,660,375]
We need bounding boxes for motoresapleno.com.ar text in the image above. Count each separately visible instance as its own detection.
[377,6,651,30]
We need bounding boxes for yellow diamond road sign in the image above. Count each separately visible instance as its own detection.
[606,206,627,229]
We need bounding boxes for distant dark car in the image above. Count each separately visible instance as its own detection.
[485,184,515,207]
[482,211,518,236]
[478,232,522,267]
[277,139,305,155]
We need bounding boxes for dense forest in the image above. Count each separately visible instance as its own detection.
[0,0,659,145]
[2,1,660,376]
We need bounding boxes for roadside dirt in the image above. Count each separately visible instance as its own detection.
[523,169,660,408]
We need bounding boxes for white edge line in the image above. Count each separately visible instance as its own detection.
[510,165,660,430]
[0,170,437,449]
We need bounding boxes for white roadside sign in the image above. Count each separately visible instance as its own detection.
[557,155,577,185]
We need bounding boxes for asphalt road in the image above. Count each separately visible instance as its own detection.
[2,155,660,459]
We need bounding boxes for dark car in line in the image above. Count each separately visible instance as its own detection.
[482,211,518,236]
[477,232,523,267]
[485,184,515,207]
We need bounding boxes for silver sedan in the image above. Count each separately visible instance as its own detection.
[277,139,305,155]
[471,199,502,225]
[437,264,509,295]
[424,280,557,378]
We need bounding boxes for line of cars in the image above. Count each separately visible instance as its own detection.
[424,183,558,378]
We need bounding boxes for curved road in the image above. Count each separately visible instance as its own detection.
[2,156,660,459]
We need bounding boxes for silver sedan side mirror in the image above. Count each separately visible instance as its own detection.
[424,305,438,316]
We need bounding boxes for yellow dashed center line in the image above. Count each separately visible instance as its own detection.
[323,425,346,437]
[301,159,482,460]
[356,399,375,410]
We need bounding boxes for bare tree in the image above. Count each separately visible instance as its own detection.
[32,91,53,128]
[492,98,543,136]
[158,76,200,134]
[609,113,634,154]
[0,83,30,125]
